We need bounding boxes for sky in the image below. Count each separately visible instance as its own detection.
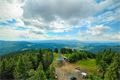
[0,0,120,41]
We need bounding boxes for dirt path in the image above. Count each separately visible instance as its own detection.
[55,61,83,80]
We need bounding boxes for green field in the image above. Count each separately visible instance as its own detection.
[75,59,97,74]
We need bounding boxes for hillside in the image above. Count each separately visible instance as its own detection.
[0,40,120,55]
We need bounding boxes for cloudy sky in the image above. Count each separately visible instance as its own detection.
[0,0,120,41]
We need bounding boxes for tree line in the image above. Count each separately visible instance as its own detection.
[96,49,120,80]
[65,50,95,63]
[0,49,56,80]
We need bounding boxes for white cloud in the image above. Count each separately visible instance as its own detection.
[0,0,119,41]
[23,0,114,20]
[0,27,48,40]
[77,32,120,42]
[47,35,75,40]
[104,32,120,41]
[77,25,120,41]
[22,0,116,33]
[0,0,24,21]
[23,17,72,33]
[86,25,110,35]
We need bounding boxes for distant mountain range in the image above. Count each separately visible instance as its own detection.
[0,40,120,55]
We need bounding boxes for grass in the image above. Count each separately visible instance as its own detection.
[53,53,59,60]
[75,59,97,74]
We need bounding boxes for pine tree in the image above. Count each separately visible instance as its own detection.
[42,51,54,70]
[47,64,55,79]
[28,63,47,80]
[0,59,6,79]
[54,48,58,53]
[104,54,120,80]
[14,57,28,80]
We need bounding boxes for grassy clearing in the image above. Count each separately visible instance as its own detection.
[75,59,97,74]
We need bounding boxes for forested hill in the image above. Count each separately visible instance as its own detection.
[0,40,120,55]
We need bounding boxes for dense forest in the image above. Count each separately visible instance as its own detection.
[0,48,120,80]
[0,49,55,80]
[96,49,120,80]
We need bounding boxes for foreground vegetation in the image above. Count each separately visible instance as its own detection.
[0,49,56,80]
[96,49,120,80]
[0,48,120,80]
[63,48,120,80]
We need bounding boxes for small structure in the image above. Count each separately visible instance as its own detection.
[74,67,87,79]
[63,56,69,62]
[68,73,78,80]
[70,77,77,80]
[57,57,64,63]
[81,72,87,78]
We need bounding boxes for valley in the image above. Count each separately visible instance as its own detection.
[0,40,120,55]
